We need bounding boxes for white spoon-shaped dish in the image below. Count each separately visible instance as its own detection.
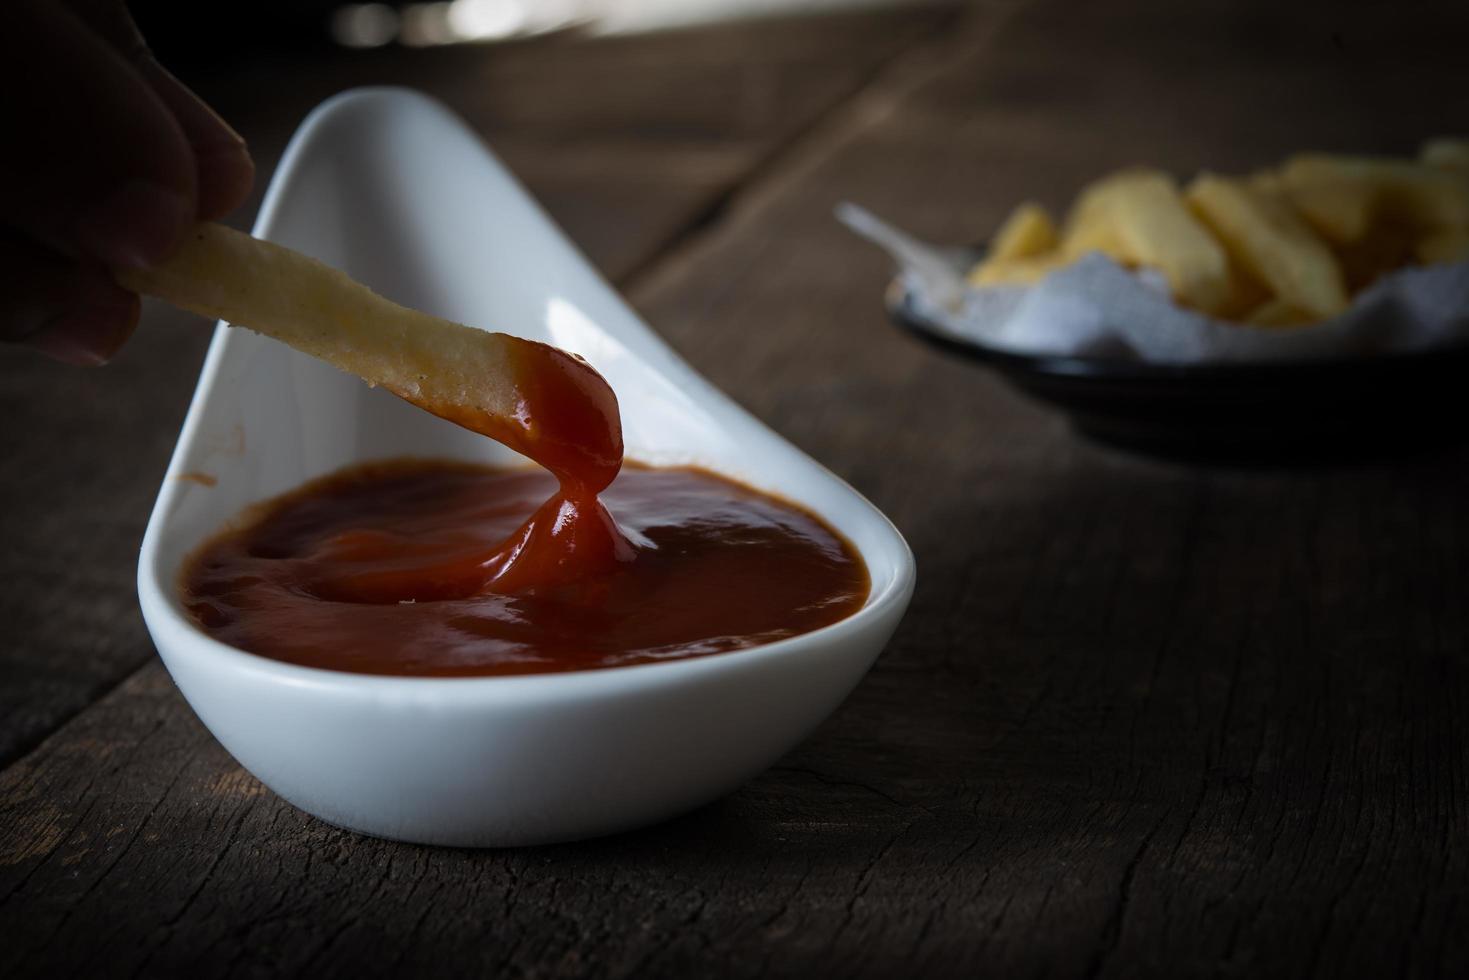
[137,88,915,847]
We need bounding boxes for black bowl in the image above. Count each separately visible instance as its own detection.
[887,281,1469,464]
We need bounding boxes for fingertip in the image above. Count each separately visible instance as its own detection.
[5,0,199,273]
[139,60,255,220]
[195,142,256,220]
[76,180,194,272]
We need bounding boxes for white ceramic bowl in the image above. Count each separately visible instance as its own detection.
[137,89,915,847]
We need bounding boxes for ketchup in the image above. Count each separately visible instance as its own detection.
[182,462,869,677]
[397,338,630,592]
[182,342,869,675]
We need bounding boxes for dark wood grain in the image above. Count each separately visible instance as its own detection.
[0,6,948,770]
[4,0,1469,976]
[197,6,954,281]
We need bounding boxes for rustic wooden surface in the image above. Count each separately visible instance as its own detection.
[3,1,1469,976]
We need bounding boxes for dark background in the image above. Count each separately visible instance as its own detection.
[133,0,341,65]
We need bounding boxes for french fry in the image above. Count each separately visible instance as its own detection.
[962,143,1465,324]
[1216,266,1273,321]
[1060,171,1134,259]
[118,223,621,486]
[1284,154,1469,233]
[967,251,1070,287]
[1246,171,1288,197]
[1244,298,1315,328]
[1068,169,1234,314]
[1276,158,1377,243]
[1058,208,1126,261]
[1186,174,1348,320]
[1375,163,1469,232]
[990,202,1058,261]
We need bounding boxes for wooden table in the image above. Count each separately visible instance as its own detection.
[3,1,1467,975]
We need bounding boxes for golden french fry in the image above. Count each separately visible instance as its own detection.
[964,142,1466,323]
[990,202,1058,261]
[118,223,620,486]
[1416,228,1469,265]
[1059,204,1125,261]
[1246,170,1288,197]
[1276,158,1377,243]
[967,251,1070,287]
[1067,169,1234,314]
[1186,174,1348,320]
[1284,154,1469,233]
[1376,164,1469,231]
[1217,267,1273,321]
[1244,298,1315,328]
[1059,171,1132,259]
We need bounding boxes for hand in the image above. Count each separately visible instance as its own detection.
[0,0,254,365]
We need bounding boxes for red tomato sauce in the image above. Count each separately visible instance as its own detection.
[181,461,870,677]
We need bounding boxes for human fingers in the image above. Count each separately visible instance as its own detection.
[0,233,140,365]
[138,60,255,219]
[60,0,254,220]
[0,1,196,272]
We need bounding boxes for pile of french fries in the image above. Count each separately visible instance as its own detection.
[968,139,1469,327]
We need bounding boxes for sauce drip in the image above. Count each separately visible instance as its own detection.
[399,338,629,591]
[183,462,870,677]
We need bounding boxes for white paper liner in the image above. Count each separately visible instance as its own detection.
[837,202,1469,364]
